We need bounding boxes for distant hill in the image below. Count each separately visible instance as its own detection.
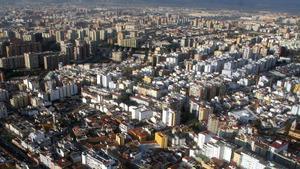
[1,0,300,14]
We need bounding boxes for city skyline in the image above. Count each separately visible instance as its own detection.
[0,1,299,169]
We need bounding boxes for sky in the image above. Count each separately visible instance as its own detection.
[1,0,300,14]
[149,0,300,13]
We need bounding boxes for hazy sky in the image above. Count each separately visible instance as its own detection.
[150,0,300,12]
[1,0,300,14]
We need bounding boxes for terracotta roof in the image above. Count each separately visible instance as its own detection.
[270,140,288,149]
